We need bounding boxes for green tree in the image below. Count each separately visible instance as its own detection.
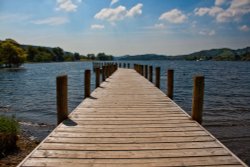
[27,46,38,62]
[74,52,80,61]
[96,53,114,61]
[52,47,64,62]
[0,40,25,67]
[87,54,95,60]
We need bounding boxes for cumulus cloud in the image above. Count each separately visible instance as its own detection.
[239,25,250,32]
[127,3,143,17]
[215,0,226,6]
[195,0,250,23]
[159,9,187,24]
[32,17,69,26]
[91,24,105,29]
[94,3,143,24]
[95,6,127,22]
[110,0,119,6]
[199,29,216,36]
[56,0,81,12]
[194,7,223,16]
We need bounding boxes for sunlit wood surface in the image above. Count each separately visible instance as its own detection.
[18,68,247,167]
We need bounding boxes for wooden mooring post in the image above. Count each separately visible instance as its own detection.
[192,75,204,124]
[149,66,153,82]
[56,75,68,125]
[155,67,160,88]
[84,70,91,98]
[95,67,100,88]
[141,65,144,76]
[167,69,174,99]
[102,66,106,82]
[145,65,148,79]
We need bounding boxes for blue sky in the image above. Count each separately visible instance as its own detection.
[0,0,250,56]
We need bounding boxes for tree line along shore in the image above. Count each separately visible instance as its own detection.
[0,38,114,68]
[1,38,250,68]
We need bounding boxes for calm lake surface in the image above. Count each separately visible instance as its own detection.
[0,61,250,164]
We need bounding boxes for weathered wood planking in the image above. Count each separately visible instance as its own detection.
[18,68,247,167]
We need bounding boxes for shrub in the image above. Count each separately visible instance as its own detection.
[0,116,20,157]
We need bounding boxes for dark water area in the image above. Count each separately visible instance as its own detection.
[0,61,250,164]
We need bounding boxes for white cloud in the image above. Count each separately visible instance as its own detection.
[94,3,143,24]
[194,7,224,16]
[194,8,210,16]
[127,3,143,17]
[215,0,226,6]
[199,29,216,36]
[159,9,187,24]
[153,23,166,29]
[91,24,105,30]
[56,0,81,12]
[239,25,250,32]
[217,0,250,22]
[95,6,127,22]
[195,0,250,23]
[110,0,119,6]
[32,17,69,26]
[145,23,166,30]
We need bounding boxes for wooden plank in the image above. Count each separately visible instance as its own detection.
[45,136,214,144]
[50,131,208,138]
[39,141,221,151]
[59,123,198,128]
[21,156,241,167]
[68,116,189,121]
[55,126,203,133]
[69,114,187,118]
[70,120,195,125]
[31,148,230,159]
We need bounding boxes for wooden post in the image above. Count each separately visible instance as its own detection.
[149,66,153,82]
[155,67,160,88]
[141,65,144,76]
[167,69,174,99]
[105,65,109,78]
[192,76,205,124]
[134,64,136,71]
[108,65,111,77]
[145,65,148,79]
[84,70,91,98]
[102,66,106,82]
[95,67,100,88]
[56,75,68,125]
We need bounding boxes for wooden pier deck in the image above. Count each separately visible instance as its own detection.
[18,68,247,167]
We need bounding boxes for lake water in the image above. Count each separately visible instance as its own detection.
[0,61,250,164]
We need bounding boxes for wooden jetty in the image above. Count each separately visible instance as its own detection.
[18,67,247,166]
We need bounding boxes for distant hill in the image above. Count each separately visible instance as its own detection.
[182,47,250,61]
[117,47,250,61]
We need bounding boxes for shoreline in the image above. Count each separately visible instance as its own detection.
[0,130,39,167]
[0,121,55,166]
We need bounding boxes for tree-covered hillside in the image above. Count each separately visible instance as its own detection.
[117,47,250,61]
[0,39,114,68]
